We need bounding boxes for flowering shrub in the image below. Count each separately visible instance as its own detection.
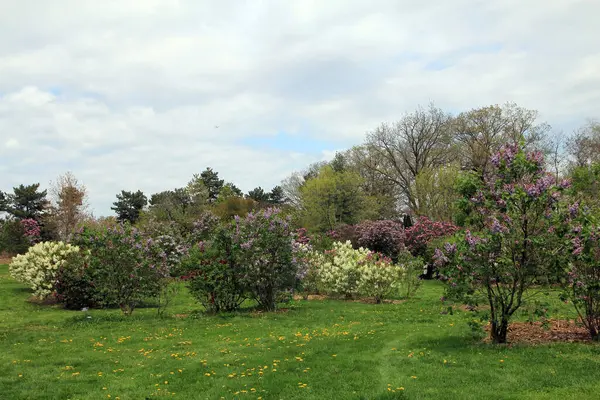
[434,143,566,343]
[405,217,458,258]
[318,241,371,298]
[556,202,600,340]
[316,241,419,302]
[396,250,424,299]
[20,218,42,245]
[233,208,296,311]
[55,252,97,310]
[356,252,403,303]
[153,234,189,276]
[187,211,220,244]
[69,223,169,315]
[292,241,326,297]
[181,229,246,313]
[355,220,405,260]
[9,241,80,298]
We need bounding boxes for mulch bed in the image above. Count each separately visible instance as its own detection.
[484,320,593,344]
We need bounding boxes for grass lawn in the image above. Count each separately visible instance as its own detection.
[1,263,600,400]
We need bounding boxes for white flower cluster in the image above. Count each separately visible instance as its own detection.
[318,241,367,296]
[356,257,404,302]
[314,241,409,301]
[9,241,81,298]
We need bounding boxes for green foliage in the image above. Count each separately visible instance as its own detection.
[268,185,285,204]
[213,196,256,221]
[435,143,566,343]
[555,201,600,340]
[1,183,49,220]
[55,252,97,309]
[396,251,424,299]
[247,186,270,202]
[181,229,245,313]
[413,164,461,222]
[0,218,29,255]
[68,222,169,315]
[300,165,369,232]
[200,167,224,203]
[111,190,147,224]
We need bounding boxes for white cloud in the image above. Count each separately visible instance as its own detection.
[0,0,599,214]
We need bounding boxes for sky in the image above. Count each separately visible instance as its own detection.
[1,0,599,215]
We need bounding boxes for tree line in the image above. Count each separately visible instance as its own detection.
[2,101,599,254]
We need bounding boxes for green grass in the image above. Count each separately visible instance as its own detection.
[1,264,599,400]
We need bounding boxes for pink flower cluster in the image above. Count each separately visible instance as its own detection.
[20,218,41,244]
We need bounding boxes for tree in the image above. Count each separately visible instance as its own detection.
[346,145,401,220]
[412,164,461,222]
[268,186,285,204]
[200,167,224,203]
[112,190,147,224]
[219,182,243,199]
[148,188,192,223]
[186,174,209,205]
[330,151,347,173]
[299,165,369,232]
[49,172,89,240]
[280,161,328,209]
[452,103,550,176]
[566,120,600,168]
[363,103,453,213]
[3,183,49,220]
[247,187,270,203]
[434,143,567,343]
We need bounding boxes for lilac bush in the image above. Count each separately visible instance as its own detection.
[434,143,567,343]
[233,208,296,311]
[556,202,600,340]
[355,220,405,260]
[66,222,169,315]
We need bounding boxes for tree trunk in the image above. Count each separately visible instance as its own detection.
[490,319,509,344]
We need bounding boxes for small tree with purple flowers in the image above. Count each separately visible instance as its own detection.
[233,208,296,311]
[434,143,568,343]
[556,201,600,340]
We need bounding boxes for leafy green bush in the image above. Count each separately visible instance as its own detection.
[54,252,96,309]
[69,222,169,315]
[181,229,245,313]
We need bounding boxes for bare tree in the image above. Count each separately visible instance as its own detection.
[452,103,550,175]
[566,120,600,168]
[49,172,89,240]
[362,103,454,213]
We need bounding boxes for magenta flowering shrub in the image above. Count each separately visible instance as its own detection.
[233,208,296,311]
[63,222,169,315]
[355,220,405,260]
[20,218,41,245]
[404,217,458,258]
[434,143,567,344]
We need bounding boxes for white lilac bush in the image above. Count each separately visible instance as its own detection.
[9,241,81,298]
[316,240,417,302]
[318,241,373,298]
[356,252,404,303]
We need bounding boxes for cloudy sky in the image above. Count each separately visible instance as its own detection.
[1,0,599,215]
